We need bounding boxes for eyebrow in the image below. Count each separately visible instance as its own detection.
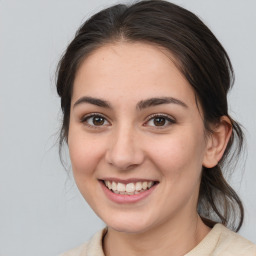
[136,97,188,110]
[73,96,188,110]
[73,96,111,109]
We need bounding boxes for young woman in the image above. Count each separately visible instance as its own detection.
[57,1,256,255]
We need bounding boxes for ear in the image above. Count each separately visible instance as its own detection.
[203,116,232,168]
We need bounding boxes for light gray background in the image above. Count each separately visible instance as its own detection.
[0,0,255,255]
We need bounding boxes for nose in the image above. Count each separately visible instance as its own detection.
[105,125,144,171]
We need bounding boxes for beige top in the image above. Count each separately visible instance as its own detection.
[60,224,256,256]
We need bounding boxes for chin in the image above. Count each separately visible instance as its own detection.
[103,214,157,234]
[109,224,151,234]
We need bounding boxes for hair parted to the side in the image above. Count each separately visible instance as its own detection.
[56,0,244,231]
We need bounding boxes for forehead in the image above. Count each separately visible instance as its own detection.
[72,42,196,108]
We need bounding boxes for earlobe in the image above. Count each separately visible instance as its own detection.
[203,116,232,168]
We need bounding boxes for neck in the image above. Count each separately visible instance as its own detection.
[103,214,210,256]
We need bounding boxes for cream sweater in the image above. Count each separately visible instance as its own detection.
[60,224,256,256]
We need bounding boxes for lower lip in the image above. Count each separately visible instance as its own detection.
[100,181,157,204]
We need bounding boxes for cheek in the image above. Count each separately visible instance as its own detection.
[148,129,206,177]
[68,131,107,204]
[68,131,104,178]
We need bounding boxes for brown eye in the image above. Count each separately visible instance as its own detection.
[145,114,175,128]
[153,117,166,126]
[92,116,105,126]
[82,114,110,127]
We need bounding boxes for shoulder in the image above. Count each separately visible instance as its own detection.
[214,224,256,255]
[59,228,107,256]
[187,224,256,256]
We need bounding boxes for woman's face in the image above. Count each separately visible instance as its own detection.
[68,42,210,233]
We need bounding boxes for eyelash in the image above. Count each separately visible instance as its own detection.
[80,113,110,129]
[144,114,176,128]
[80,113,176,129]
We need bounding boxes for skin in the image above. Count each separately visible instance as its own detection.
[68,42,231,256]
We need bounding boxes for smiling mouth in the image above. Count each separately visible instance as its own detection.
[103,180,157,195]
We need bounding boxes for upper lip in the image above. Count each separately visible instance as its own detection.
[99,178,158,184]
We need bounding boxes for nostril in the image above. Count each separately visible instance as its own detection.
[104,130,145,169]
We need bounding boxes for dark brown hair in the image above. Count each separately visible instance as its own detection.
[56,0,244,231]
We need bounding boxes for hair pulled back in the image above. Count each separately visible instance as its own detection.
[56,0,244,231]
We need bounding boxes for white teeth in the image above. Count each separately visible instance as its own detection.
[104,180,112,190]
[112,181,117,191]
[147,181,153,188]
[104,180,155,195]
[142,181,148,190]
[135,182,142,191]
[126,183,135,193]
[117,182,126,192]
